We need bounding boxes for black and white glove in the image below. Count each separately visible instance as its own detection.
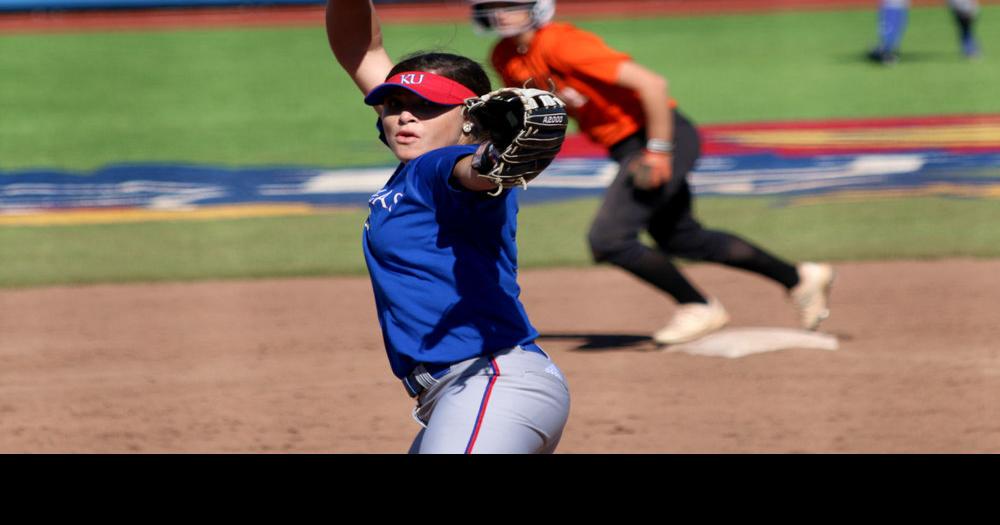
[464,87,568,194]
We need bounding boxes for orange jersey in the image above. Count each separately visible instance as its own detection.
[490,22,676,149]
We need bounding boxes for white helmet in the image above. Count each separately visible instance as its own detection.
[467,0,555,37]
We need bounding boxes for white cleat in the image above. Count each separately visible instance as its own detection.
[653,298,730,346]
[790,262,835,331]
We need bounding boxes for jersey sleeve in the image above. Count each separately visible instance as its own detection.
[407,145,514,227]
[406,145,480,212]
[546,26,632,85]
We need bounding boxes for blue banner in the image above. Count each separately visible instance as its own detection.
[3,152,999,214]
[0,0,441,12]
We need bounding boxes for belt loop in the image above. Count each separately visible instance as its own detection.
[402,374,423,398]
[402,363,449,399]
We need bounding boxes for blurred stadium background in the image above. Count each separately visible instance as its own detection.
[2,0,998,286]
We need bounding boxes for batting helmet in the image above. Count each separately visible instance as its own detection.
[467,0,556,37]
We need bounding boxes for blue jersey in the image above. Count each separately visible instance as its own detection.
[362,144,539,379]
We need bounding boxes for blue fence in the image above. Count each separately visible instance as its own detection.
[0,0,430,13]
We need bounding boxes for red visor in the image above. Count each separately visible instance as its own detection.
[364,71,478,106]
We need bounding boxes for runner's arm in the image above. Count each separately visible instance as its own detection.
[615,61,673,146]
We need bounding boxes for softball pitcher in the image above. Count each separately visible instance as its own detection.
[467,0,836,345]
[325,0,570,454]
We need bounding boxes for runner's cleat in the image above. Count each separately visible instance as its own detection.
[654,298,730,345]
[790,262,835,331]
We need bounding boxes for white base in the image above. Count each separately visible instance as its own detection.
[666,327,839,359]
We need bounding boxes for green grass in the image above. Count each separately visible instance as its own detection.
[524,196,1000,267]
[1,6,998,170]
[2,6,999,288]
[694,196,1000,261]
[3,195,999,288]
[596,8,1000,123]
[0,211,370,287]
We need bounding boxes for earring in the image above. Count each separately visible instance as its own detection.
[462,122,473,133]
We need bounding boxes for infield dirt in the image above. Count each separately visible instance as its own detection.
[2,259,998,453]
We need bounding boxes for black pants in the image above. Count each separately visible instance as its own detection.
[586,110,799,304]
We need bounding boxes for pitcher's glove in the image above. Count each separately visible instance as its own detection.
[464,87,568,195]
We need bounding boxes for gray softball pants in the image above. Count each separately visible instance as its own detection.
[406,344,571,454]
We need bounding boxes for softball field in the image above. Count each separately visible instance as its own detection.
[2,0,999,453]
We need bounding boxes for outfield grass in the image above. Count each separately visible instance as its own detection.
[1,6,999,288]
[1,6,998,170]
[3,195,1000,288]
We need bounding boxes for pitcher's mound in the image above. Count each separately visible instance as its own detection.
[666,328,839,358]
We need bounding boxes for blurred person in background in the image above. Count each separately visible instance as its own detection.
[466,0,836,345]
[868,0,981,64]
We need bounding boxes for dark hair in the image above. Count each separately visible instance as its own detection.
[388,52,492,96]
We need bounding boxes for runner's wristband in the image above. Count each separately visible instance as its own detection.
[646,138,674,153]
